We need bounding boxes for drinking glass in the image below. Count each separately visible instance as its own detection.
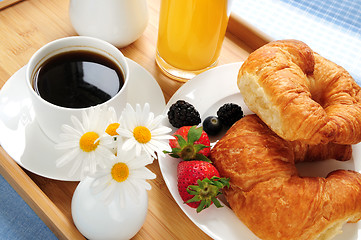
[156,0,232,82]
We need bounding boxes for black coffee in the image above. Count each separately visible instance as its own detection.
[33,50,124,108]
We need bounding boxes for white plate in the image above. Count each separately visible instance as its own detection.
[0,58,165,181]
[158,62,361,240]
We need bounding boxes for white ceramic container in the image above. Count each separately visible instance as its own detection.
[69,0,149,48]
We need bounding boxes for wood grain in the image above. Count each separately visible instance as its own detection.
[0,0,23,10]
[0,0,260,239]
[228,12,273,50]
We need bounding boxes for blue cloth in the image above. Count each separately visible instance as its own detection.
[279,0,361,35]
[0,174,58,240]
[233,0,361,85]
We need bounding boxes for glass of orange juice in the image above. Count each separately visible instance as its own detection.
[156,0,232,82]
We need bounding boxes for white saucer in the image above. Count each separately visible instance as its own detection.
[0,58,165,181]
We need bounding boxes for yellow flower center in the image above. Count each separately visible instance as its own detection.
[106,123,120,136]
[133,126,151,144]
[111,162,129,182]
[79,132,100,152]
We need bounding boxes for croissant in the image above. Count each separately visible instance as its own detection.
[237,39,361,145]
[211,114,361,240]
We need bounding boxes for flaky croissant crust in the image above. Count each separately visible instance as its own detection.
[211,115,361,240]
[237,39,361,145]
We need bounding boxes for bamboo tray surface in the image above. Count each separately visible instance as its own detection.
[0,0,23,10]
[0,0,263,239]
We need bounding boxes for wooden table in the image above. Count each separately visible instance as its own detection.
[0,0,268,239]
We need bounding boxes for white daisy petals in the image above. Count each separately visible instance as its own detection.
[88,146,156,206]
[147,115,165,130]
[151,126,173,136]
[55,103,166,205]
[55,140,79,150]
[56,148,79,167]
[116,103,173,159]
[71,115,85,133]
[68,154,84,177]
[55,105,115,179]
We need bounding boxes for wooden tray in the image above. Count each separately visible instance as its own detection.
[0,0,23,10]
[0,0,268,239]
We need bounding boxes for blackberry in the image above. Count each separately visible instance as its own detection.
[168,100,201,128]
[217,103,244,127]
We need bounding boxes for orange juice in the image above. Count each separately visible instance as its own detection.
[156,0,229,79]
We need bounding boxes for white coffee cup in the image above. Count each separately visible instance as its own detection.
[26,36,129,143]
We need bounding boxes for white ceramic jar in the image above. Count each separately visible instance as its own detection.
[72,177,148,240]
[69,0,149,48]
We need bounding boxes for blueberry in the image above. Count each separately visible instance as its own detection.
[203,116,222,136]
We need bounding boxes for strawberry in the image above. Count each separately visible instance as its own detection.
[177,160,229,213]
[165,126,211,162]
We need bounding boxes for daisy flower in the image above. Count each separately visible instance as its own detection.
[55,106,115,178]
[116,103,173,159]
[90,142,156,207]
[104,106,122,137]
[103,106,124,151]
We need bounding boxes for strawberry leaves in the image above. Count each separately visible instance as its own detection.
[164,126,211,162]
[186,176,230,213]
